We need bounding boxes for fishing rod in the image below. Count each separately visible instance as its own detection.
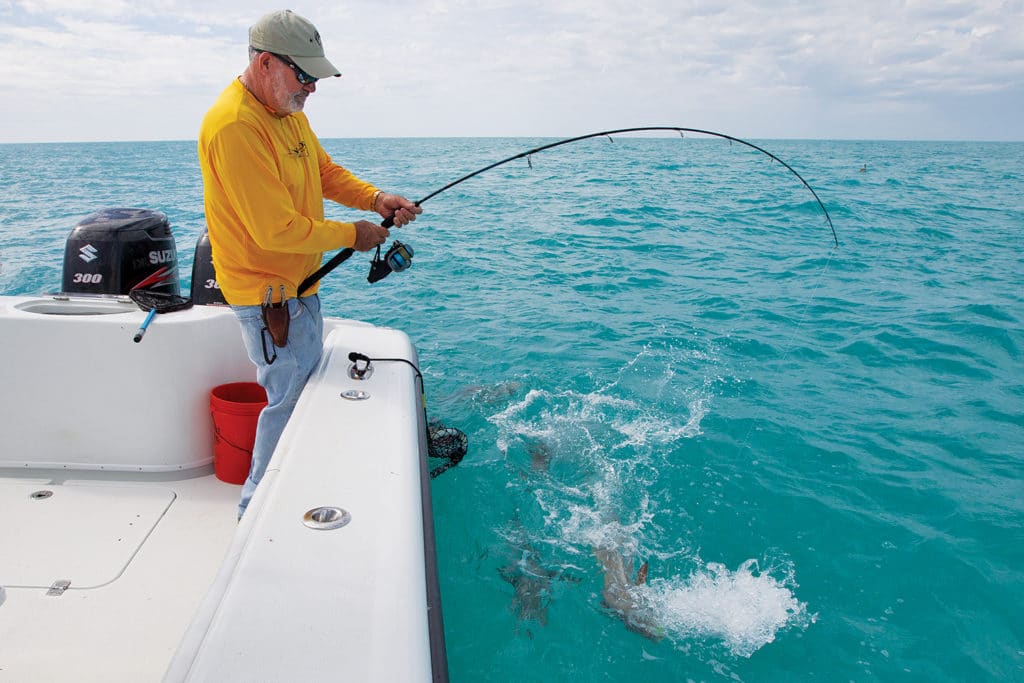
[297,126,837,295]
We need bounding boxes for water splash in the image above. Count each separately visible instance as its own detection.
[482,350,812,658]
[649,558,814,657]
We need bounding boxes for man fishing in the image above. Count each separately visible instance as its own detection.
[198,9,421,518]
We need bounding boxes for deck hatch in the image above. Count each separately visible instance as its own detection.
[0,482,174,588]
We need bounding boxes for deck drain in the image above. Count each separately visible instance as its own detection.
[303,506,351,530]
[30,490,54,500]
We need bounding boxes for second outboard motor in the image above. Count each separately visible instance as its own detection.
[61,208,179,296]
[190,230,226,305]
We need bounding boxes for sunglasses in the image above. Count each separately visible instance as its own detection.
[268,52,318,85]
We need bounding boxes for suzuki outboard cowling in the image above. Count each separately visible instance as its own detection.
[62,208,180,296]
[190,230,226,305]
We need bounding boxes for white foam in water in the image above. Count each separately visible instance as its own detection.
[553,502,650,554]
[648,559,812,657]
[681,396,709,438]
[492,383,708,457]
[486,365,813,660]
[610,394,710,447]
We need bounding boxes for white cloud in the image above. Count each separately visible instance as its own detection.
[0,0,1021,141]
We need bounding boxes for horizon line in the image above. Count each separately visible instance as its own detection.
[2,135,1023,146]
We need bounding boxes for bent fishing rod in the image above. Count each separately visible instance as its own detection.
[297,126,838,295]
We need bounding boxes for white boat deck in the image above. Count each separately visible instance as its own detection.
[0,295,446,682]
[0,469,239,681]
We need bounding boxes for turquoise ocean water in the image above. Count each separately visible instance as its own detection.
[1,136,1021,681]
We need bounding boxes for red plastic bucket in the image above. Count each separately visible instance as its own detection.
[209,382,267,484]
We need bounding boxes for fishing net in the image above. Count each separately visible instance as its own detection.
[129,288,193,313]
[428,421,467,478]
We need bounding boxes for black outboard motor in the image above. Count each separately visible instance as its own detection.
[62,208,179,296]
[190,230,226,305]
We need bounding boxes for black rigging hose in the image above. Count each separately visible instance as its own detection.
[298,126,837,295]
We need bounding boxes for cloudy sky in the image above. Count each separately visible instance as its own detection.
[2,0,1022,143]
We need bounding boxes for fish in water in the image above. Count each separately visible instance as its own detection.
[528,441,551,473]
[514,440,552,482]
[594,547,664,641]
[459,380,524,405]
[499,543,559,629]
[498,512,580,636]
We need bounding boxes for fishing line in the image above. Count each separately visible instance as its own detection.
[306,127,843,474]
[338,129,839,600]
[297,126,838,295]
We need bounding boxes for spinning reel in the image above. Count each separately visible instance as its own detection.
[367,240,415,283]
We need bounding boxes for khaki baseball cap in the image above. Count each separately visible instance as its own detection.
[249,10,341,79]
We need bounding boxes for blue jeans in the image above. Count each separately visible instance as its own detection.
[231,294,323,518]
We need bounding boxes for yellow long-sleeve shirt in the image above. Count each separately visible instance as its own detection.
[198,79,379,305]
